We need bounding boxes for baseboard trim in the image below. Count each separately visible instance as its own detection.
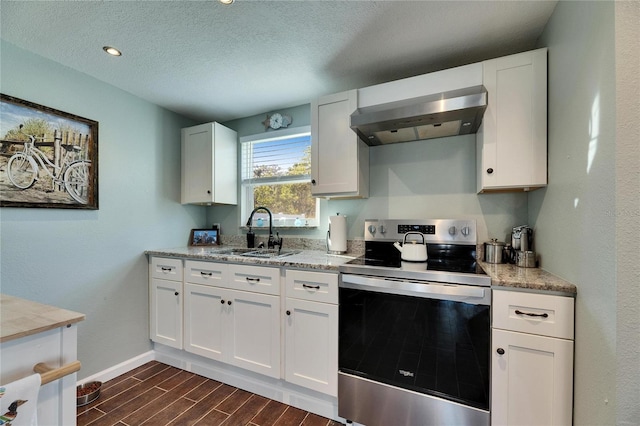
[77,351,155,385]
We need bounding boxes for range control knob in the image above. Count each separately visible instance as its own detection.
[368,225,377,235]
[461,226,471,237]
[379,225,386,234]
[448,226,457,236]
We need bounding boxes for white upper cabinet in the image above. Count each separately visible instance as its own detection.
[181,122,238,205]
[311,90,369,198]
[477,48,548,193]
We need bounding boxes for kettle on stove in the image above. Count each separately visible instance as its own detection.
[393,232,428,262]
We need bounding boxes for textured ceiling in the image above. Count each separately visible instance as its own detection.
[0,0,557,123]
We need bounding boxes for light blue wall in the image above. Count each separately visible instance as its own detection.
[530,2,618,424]
[215,111,527,244]
[0,41,202,379]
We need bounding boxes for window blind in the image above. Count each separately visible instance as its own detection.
[241,130,311,185]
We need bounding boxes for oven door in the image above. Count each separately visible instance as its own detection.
[339,274,490,426]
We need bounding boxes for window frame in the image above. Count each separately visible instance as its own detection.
[239,125,319,228]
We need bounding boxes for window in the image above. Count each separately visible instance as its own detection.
[240,126,318,227]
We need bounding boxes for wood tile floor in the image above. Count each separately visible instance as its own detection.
[77,361,343,426]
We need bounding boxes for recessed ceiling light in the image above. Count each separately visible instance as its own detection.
[103,46,122,57]
[219,0,234,4]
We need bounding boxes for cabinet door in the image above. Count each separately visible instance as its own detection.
[227,289,281,378]
[477,48,547,192]
[150,257,183,281]
[150,278,183,349]
[181,123,214,204]
[285,298,338,396]
[285,269,338,304]
[184,283,226,361]
[491,329,573,426]
[227,264,280,296]
[185,260,227,287]
[311,90,369,198]
[181,122,237,205]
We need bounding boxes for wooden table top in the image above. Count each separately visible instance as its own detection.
[0,294,85,343]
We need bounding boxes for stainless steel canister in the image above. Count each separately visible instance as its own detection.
[517,250,537,268]
[484,239,505,264]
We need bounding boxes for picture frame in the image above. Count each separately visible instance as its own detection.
[0,94,99,209]
[189,227,220,246]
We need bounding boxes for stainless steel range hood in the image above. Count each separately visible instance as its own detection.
[350,85,488,146]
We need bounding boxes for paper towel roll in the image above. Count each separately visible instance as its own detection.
[327,215,347,253]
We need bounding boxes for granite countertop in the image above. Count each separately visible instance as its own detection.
[0,294,85,343]
[146,246,576,296]
[145,246,357,272]
[478,260,577,296]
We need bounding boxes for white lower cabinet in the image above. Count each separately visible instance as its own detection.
[227,289,280,378]
[149,257,183,349]
[149,257,339,397]
[491,290,575,426]
[284,270,339,396]
[183,261,281,378]
[184,283,225,361]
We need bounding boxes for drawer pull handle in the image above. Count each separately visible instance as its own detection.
[497,348,505,355]
[200,271,213,277]
[174,292,179,296]
[221,300,225,304]
[161,267,172,272]
[286,310,291,316]
[227,300,232,306]
[246,277,260,282]
[302,284,320,290]
[515,309,549,318]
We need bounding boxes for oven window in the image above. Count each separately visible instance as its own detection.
[339,288,490,410]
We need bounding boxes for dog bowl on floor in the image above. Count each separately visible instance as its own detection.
[77,381,102,406]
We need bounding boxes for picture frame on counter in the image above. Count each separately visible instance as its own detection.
[0,94,99,209]
[189,227,220,246]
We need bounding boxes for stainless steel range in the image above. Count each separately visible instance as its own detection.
[338,219,491,426]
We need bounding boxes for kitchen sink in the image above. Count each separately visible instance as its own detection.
[216,248,300,258]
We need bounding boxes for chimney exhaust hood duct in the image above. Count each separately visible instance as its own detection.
[350,85,488,146]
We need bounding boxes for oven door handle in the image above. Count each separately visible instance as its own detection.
[340,274,489,304]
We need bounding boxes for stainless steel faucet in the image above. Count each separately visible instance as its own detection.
[246,206,282,251]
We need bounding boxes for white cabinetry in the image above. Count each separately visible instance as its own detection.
[477,48,548,193]
[149,257,183,349]
[183,260,281,379]
[183,261,228,361]
[311,90,369,198]
[181,122,238,205]
[491,290,574,426]
[284,269,339,396]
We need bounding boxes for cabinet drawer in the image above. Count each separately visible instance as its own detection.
[185,260,228,286]
[150,257,183,281]
[226,264,281,296]
[286,270,338,304]
[493,290,574,339]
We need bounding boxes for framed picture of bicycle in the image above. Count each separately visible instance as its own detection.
[0,94,98,209]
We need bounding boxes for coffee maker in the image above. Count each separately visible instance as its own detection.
[512,225,533,251]
[510,225,535,267]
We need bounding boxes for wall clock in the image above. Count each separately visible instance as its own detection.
[262,113,292,130]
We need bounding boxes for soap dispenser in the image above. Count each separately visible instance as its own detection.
[247,228,255,248]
